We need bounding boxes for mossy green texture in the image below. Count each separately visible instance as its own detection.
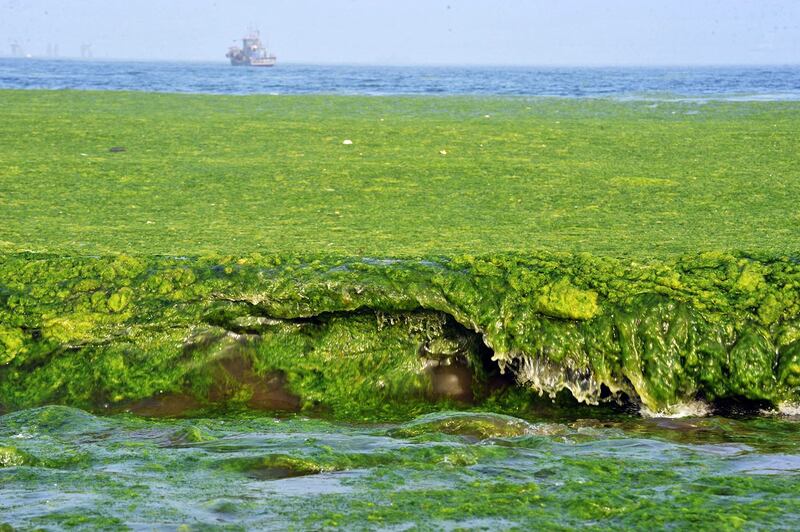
[3,407,800,529]
[388,411,534,439]
[1,252,798,416]
[0,445,34,467]
[2,91,800,418]
[1,91,799,258]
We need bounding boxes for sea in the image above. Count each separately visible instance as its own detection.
[0,57,799,99]
[2,58,800,529]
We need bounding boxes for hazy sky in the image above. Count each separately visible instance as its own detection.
[1,0,798,65]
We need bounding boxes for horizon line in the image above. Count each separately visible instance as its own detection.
[2,56,799,69]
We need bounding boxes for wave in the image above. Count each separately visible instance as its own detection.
[1,251,799,419]
[639,400,713,419]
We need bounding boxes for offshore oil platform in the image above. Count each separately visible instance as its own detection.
[226,30,276,67]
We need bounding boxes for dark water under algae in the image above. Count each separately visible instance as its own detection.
[1,407,800,529]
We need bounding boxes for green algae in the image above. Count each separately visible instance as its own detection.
[1,91,799,259]
[1,251,799,417]
[2,406,799,529]
[536,278,599,320]
[0,446,34,467]
[2,91,800,418]
[387,411,536,439]
[3,88,800,530]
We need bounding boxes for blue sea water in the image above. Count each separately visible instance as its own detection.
[0,58,798,99]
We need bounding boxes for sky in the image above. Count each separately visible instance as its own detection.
[1,0,798,66]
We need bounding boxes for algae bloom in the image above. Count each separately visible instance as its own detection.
[2,89,800,528]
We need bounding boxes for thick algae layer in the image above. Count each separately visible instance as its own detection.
[2,91,800,418]
[2,251,799,417]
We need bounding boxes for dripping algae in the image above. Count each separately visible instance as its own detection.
[1,251,799,419]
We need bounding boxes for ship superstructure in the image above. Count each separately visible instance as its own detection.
[226,30,276,67]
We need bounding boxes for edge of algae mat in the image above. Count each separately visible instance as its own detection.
[1,250,800,419]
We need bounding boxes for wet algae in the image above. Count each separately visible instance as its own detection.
[2,90,800,527]
[2,91,800,416]
[2,406,800,529]
[2,251,799,417]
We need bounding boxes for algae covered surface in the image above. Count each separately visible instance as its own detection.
[2,407,800,529]
[1,90,799,257]
[2,90,800,528]
[1,90,800,413]
[1,252,800,417]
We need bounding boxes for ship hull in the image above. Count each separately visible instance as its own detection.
[230,58,276,67]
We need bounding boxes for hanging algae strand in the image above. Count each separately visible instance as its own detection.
[0,251,799,418]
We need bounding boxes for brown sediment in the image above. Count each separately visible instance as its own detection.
[245,372,302,412]
[430,363,475,404]
[210,351,302,413]
[127,393,203,418]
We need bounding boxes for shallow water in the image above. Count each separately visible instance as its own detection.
[1,59,799,100]
[1,406,799,529]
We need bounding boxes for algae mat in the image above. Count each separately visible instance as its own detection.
[1,91,800,414]
[1,90,799,257]
[2,252,800,417]
[2,91,800,529]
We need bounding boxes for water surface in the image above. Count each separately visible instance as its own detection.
[2,407,799,529]
[1,58,798,99]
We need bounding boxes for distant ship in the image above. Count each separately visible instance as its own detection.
[226,30,276,67]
